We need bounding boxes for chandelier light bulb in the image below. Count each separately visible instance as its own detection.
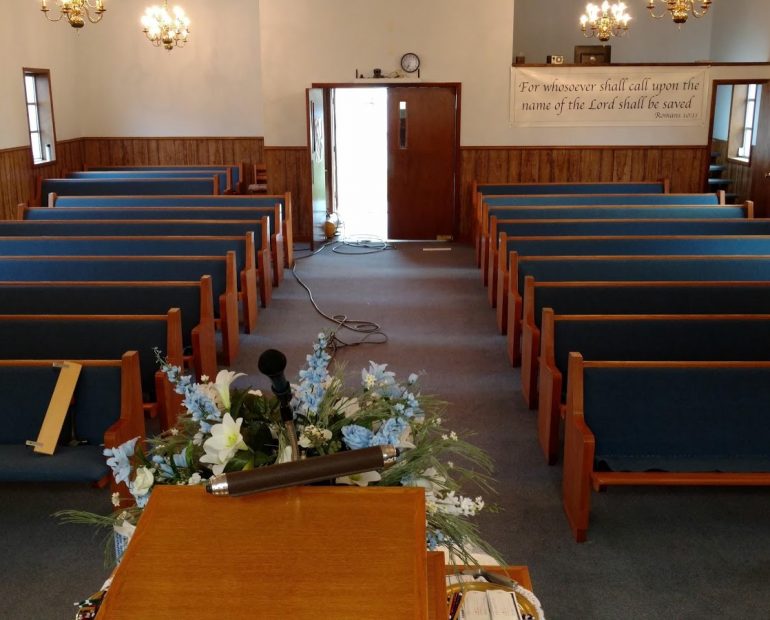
[142,1,190,51]
[580,1,631,42]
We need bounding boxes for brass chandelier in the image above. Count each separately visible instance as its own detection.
[580,2,631,42]
[646,0,712,25]
[141,1,190,51]
[40,0,106,29]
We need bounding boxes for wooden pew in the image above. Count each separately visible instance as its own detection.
[539,312,770,465]
[479,202,752,279]
[0,351,144,492]
[0,254,240,366]
[0,234,257,335]
[0,311,184,429]
[68,170,231,195]
[48,193,294,267]
[563,354,770,542]
[475,190,722,268]
[487,217,770,301]
[496,233,770,335]
[0,219,271,308]
[83,163,246,193]
[20,205,285,286]
[0,279,217,380]
[507,254,770,367]
[33,177,220,206]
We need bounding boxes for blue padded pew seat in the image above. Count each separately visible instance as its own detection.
[507,254,770,369]
[0,311,184,430]
[0,279,217,381]
[494,234,770,334]
[474,181,667,197]
[537,313,770,465]
[0,352,144,486]
[0,254,240,367]
[563,355,770,542]
[483,194,720,206]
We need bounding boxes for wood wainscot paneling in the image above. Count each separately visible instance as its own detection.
[265,147,312,243]
[0,138,85,220]
[459,145,710,242]
[82,137,265,186]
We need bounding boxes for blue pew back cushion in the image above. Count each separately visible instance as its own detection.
[583,366,770,473]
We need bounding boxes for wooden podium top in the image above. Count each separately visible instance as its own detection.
[98,485,429,619]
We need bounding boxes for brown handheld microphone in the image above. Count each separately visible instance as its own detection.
[206,445,398,497]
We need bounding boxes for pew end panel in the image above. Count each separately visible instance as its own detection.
[496,233,509,334]
[284,192,294,267]
[256,216,273,307]
[240,232,259,334]
[536,308,562,464]
[219,251,241,366]
[562,353,594,543]
[508,252,524,366]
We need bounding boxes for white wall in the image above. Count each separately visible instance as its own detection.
[513,0,713,65]
[0,0,83,149]
[709,0,770,62]
[78,0,263,137]
[259,0,515,146]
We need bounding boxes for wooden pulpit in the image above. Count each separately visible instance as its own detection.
[97,485,431,619]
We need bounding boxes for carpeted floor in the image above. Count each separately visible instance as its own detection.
[3,241,770,619]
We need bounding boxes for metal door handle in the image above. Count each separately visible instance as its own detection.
[765,172,770,179]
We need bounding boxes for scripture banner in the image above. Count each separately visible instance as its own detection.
[510,66,709,127]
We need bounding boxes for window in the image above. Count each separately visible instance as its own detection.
[727,83,762,164]
[737,84,760,159]
[22,69,57,165]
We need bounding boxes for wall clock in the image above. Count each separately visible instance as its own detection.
[400,52,420,74]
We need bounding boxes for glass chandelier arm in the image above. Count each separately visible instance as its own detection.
[41,9,67,22]
[690,0,712,18]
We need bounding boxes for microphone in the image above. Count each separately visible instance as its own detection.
[258,349,300,461]
[206,445,398,497]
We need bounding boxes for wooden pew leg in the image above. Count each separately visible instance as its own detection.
[241,268,259,333]
[219,293,240,366]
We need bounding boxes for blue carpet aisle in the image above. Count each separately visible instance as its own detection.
[2,242,769,619]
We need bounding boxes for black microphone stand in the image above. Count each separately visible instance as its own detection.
[258,349,300,462]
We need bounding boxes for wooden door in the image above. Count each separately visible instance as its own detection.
[387,86,458,240]
[307,87,331,249]
[750,83,770,217]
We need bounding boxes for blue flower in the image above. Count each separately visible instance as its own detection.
[373,417,407,446]
[341,425,374,450]
[104,437,139,486]
[172,453,188,469]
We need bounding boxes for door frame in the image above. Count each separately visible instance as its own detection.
[310,82,462,240]
[704,78,768,192]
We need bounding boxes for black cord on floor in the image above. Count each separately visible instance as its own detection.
[290,237,391,352]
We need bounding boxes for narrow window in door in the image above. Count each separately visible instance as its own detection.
[399,101,407,149]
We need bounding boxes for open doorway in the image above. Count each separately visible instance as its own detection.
[333,87,388,240]
[308,83,460,245]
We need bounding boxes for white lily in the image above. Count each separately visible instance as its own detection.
[199,413,248,475]
[336,470,381,487]
[213,370,246,412]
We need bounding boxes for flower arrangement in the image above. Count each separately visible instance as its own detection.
[59,332,502,567]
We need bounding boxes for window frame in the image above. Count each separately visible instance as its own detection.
[22,68,58,168]
[727,82,762,167]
